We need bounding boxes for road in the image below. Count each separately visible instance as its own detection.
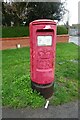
[2,100,78,118]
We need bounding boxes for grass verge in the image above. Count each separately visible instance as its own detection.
[2,43,78,108]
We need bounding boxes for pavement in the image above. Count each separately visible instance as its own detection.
[2,100,78,118]
[69,36,80,45]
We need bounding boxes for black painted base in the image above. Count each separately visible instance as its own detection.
[31,81,54,99]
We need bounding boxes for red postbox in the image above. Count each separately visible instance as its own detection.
[29,19,56,99]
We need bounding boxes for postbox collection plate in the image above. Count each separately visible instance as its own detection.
[37,35,52,46]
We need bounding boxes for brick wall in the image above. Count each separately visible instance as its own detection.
[0,35,69,50]
[57,35,69,43]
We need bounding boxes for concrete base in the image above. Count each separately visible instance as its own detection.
[31,81,54,99]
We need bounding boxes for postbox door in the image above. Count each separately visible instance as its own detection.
[31,24,56,84]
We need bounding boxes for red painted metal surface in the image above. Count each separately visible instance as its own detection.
[29,19,57,85]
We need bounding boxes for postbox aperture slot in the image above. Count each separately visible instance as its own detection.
[37,29,53,32]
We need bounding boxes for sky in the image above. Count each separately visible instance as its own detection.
[61,0,80,25]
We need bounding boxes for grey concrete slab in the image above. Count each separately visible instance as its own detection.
[2,100,78,118]
[69,36,80,45]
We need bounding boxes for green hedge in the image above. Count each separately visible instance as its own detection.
[57,25,68,35]
[2,26,29,38]
[2,25,68,38]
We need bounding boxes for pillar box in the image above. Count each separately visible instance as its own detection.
[29,19,57,99]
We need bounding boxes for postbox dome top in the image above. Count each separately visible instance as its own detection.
[30,19,56,25]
